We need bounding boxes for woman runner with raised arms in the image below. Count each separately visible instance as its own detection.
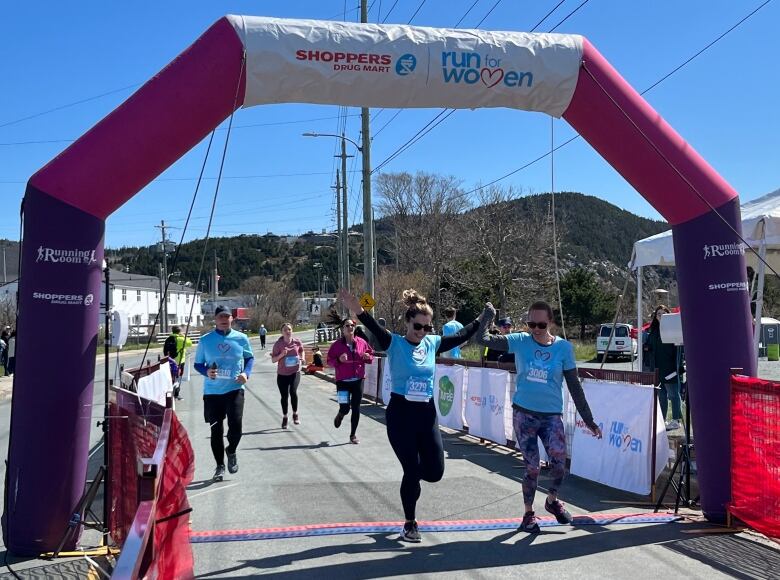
[339,288,492,542]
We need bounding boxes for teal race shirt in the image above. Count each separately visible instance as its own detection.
[506,332,576,414]
[195,329,254,395]
[387,333,442,401]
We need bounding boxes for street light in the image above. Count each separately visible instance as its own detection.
[303,131,374,303]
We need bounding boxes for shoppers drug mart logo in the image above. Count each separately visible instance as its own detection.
[295,49,392,72]
[441,51,533,88]
[395,53,417,76]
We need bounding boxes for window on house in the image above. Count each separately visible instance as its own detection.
[121,289,126,301]
[136,290,141,302]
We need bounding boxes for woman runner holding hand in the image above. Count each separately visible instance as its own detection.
[339,288,492,542]
[477,301,602,533]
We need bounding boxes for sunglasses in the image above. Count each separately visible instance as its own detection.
[412,322,434,332]
[527,322,548,330]
[343,324,355,329]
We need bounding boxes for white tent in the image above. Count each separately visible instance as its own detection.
[630,188,780,369]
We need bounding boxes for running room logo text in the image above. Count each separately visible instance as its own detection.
[296,49,392,72]
[36,246,96,265]
[703,243,745,260]
[441,51,533,88]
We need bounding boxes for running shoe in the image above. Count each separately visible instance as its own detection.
[282,416,288,429]
[350,435,360,444]
[334,413,344,428]
[293,413,300,425]
[213,465,225,482]
[227,453,238,474]
[545,499,573,524]
[400,520,421,542]
[519,511,541,533]
[665,419,681,431]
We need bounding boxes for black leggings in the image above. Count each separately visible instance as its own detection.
[385,394,445,521]
[277,373,300,415]
[203,389,245,466]
[336,379,364,437]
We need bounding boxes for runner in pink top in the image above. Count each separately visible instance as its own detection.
[327,319,374,444]
[270,322,305,429]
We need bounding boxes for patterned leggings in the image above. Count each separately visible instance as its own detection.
[513,409,567,506]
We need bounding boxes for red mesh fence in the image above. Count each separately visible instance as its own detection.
[109,387,166,547]
[730,374,780,538]
[152,412,195,579]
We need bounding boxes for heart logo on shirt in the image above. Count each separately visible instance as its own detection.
[218,343,231,353]
[534,350,551,361]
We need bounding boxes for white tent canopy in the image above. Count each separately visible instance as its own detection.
[630,188,780,271]
[630,188,780,370]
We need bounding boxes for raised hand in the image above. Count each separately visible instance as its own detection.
[338,288,363,315]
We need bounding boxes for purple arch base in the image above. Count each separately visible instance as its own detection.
[2,18,754,554]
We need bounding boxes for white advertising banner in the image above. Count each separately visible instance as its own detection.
[229,16,583,117]
[380,357,393,405]
[464,368,509,444]
[571,379,665,495]
[434,364,465,430]
[136,362,173,406]
[364,358,379,399]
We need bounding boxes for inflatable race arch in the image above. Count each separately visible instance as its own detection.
[3,16,755,553]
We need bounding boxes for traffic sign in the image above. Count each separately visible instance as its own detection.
[359,293,376,310]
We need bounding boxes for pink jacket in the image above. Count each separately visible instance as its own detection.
[327,336,374,381]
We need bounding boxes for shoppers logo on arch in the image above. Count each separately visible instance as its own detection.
[296,49,393,73]
[441,51,533,89]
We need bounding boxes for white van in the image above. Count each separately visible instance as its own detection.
[596,323,637,360]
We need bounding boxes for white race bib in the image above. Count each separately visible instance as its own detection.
[405,376,431,402]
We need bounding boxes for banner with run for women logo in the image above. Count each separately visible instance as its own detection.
[464,368,510,445]
[433,365,465,430]
[571,379,668,495]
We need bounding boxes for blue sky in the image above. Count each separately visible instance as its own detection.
[1,0,778,248]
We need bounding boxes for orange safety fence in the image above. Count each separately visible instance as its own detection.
[729,374,780,539]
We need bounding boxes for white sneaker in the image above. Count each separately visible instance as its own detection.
[665,419,681,431]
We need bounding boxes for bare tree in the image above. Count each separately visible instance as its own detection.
[375,171,470,325]
[0,296,16,330]
[373,268,432,333]
[456,186,557,320]
[240,276,302,331]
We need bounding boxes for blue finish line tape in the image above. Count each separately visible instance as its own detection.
[190,513,681,543]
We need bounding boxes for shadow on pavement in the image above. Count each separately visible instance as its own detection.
[664,534,780,580]
[197,523,710,579]
[244,441,350,452]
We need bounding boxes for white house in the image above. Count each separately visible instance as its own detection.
[107,270,203,331]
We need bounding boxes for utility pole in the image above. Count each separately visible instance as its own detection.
[338,136,353,292]
[155,220,169,332]
[333,171,343,290]
[1,242,6,284]
[212,250,219,304]
[361,0,375,306]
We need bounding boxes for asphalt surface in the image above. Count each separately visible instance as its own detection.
[2,333,779,578]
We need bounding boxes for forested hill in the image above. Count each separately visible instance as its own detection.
[515,192,669,266]
[105,191,669,294]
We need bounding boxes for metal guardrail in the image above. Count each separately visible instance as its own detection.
[154,331,201,344]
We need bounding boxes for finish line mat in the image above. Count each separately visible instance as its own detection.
[191,513,681,543]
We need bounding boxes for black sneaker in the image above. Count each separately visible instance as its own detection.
[213,465,225,482]
[282,416,288,429]
[227,453,238,474]
[545,498,573,524]
[334,413,344,428]
[519,511,540,533]
[400,520,421,543]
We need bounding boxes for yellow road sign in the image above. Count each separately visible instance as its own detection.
[359,293,376,310]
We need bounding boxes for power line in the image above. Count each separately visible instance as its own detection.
[463,0,774,195]
[528,0,567,31]
[547,0,591,32]
[407,0,429,24]
[0,83,139,130]
[381,0,401,23]
[454,0,482,27]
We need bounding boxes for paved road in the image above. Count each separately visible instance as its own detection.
[3,332,779,578]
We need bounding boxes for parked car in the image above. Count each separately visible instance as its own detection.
[596,323,638,360]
